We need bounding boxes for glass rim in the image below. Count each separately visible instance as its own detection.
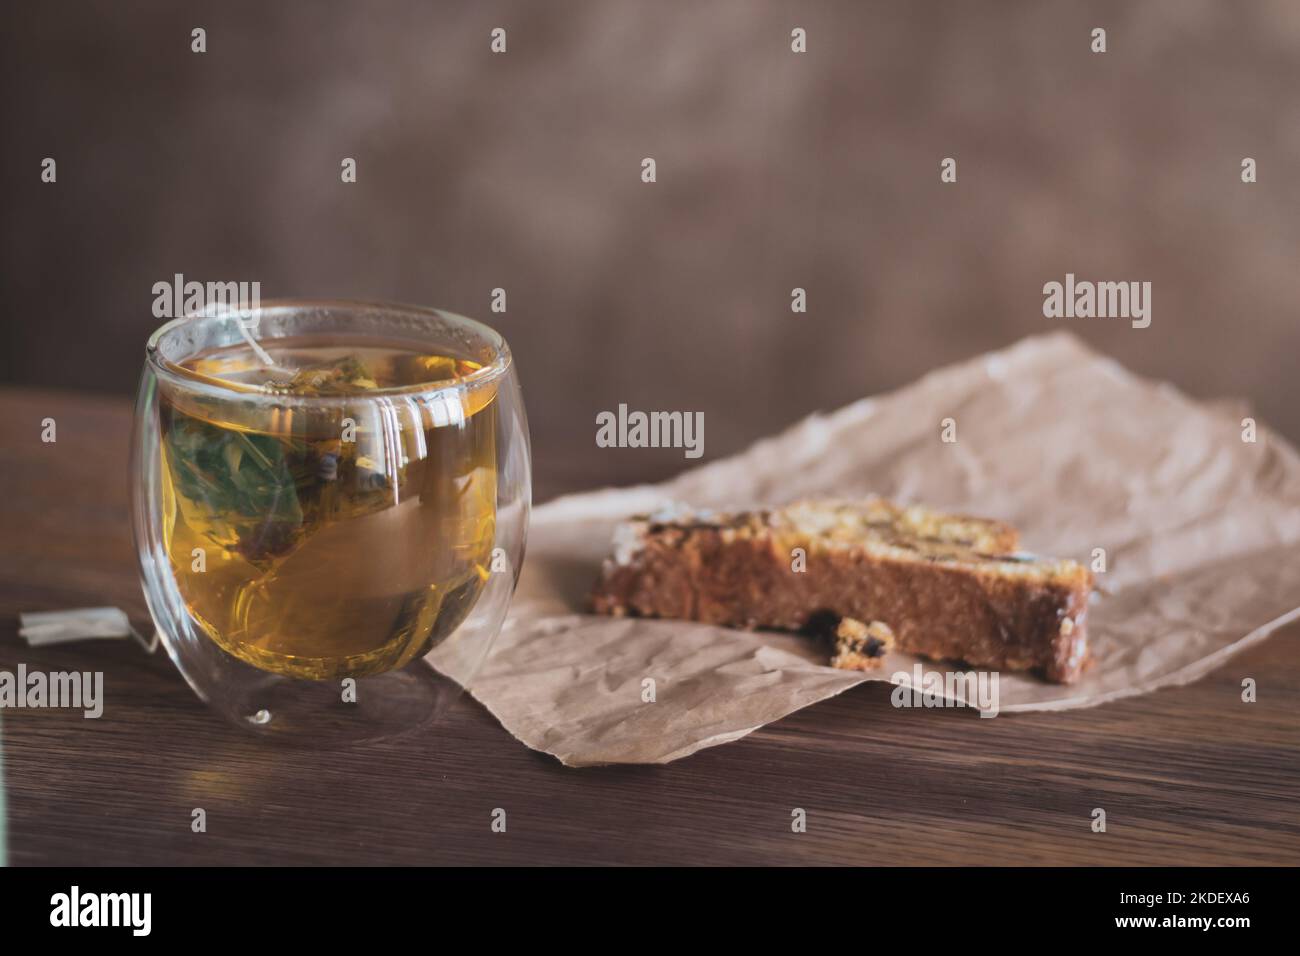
[145,298,512,403]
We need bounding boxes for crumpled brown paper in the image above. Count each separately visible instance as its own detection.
[431,333,1300,766]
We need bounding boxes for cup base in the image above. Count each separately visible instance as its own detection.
[211,662,458,746]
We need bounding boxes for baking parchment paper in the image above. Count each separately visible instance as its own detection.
[430,333,1300,766]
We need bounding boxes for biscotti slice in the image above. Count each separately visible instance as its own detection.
[590,498,1093,683]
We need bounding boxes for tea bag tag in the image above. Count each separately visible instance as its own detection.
[18,607,159,653]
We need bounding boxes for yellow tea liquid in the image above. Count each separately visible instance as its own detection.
[159,337,497,679]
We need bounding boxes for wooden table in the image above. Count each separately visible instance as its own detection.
[2,387,1296,866]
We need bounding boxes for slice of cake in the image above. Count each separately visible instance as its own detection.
[590,498,1093,683]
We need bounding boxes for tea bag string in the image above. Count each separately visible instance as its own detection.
[234,314,276,367]
[130,625,160,654]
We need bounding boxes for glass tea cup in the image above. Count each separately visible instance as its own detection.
[131,300,530,742]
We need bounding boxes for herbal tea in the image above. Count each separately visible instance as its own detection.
[158,337,498,680]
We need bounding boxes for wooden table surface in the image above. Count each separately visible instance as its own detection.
[1,386,1297,866]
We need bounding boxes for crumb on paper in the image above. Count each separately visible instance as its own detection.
[830,617,895,671]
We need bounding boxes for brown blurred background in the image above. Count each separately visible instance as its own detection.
[2,0,1298,490]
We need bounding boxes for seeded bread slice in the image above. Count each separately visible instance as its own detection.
[590,498,1093,683]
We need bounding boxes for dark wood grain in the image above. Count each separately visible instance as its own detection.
[1,387,1297,866]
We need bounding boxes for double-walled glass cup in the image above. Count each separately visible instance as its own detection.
[132,300,530,742]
